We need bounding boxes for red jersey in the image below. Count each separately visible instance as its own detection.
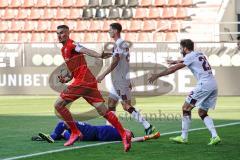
[61,39,96,85]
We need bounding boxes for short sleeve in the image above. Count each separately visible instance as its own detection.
[74,42,85,53]
[183,54,194,66]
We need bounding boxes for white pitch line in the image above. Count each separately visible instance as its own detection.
[2,121,240,160]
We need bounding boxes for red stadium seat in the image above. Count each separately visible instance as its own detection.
[42,8,55,19]
[3,9,16,20]
[10,21,23,31]
[55,8,69,19]
[154,0,166,7]
[156,20,169,32]
[44,32,57,42]
[143,20,156,32]
[31,32,44,42]
[75,0,86,7]
[97,32,110,42]
[0,21,9,32]
[4,33,18,42]
[35,0,48,8]
[50,20,60,31]
[69,9,81,19]
[125,32,137,42]
[10,0,22,8]
[162,7,174,19]
[23,20,36,31]
[70,32,83,42]
[182,0,193,7]
[64,20,77,30]
[168,0,179,7]
[153,32,165,42]
[76,20,89,32]
[137,32,152,42]
[17,32,30,42]
[62,0,74,7]
[140,0,152,7]
[168,20,180,32]
[37,20,50,31]
[29,8,42,20]
[0,1,9,8]
[176,7,188,19]
[102,20,113,32]
[129,20,142,32]
[22,0,35,8]
[49,0,61,8]
[83,32,96,42]
[89,20,102,32]
[16,8,28,20]
[134,8,147,19]
[165,32,177,41]
[149,7,161,19]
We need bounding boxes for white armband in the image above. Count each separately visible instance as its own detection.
[75,42,84,53]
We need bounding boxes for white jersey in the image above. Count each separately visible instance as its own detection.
[183,51,217,90]
[111,38,130,86]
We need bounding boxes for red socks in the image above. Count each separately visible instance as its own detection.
[104,111,125,136]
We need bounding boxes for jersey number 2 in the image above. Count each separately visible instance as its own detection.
[199,56,211,71]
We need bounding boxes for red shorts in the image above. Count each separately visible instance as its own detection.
[60,82,104,104]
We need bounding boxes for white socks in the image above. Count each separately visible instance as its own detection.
[131,110,150,129]
[181,115,191,139]
[203,116,218,138]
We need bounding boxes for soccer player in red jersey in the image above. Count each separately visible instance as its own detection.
[55,25,132,152]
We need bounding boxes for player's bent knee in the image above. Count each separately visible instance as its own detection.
[183,110,191,116]
[198,109,208,120]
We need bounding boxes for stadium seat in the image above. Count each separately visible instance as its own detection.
[70,32,83,42]
[125,32,137,42]
[101,0,112,8]
[64,20,77,30]
[108,7,120,19]
[3,9,16,20]
[117,20,128,31]
[22,0,35,8]
[138,32,152,42]
[168,0,179,7]
[156,20,169,32]
[88,0,99,8]
[35,0,48,8]
[75,0,86,7]
[17,32,30,42]
[181,0,193,7]
[168,20,180,32]
[62,0,74,7]
[97,32,110,42]
[55,8,68,19]
[162,7,174,19]
[69,8,81,19]
[176,7,188,19]
[114,0,125,7]
[10,20,23,31]
[95,8,107,19]
[154,0,166,7]
[76,20,89,32]
[83,32,96,42]
[4,33,18,42]
[31,32,44,42]
[121,7,133,19]
[129,20,142,32]
[165,32,177,41]
[44,32,57,42]
[37,20,50,31]
[42,8,55,19]
[140,0,152,7]
[23,20,36,31]
[0,1,9,8]
[89,20,102,32]
[153,32,165,42]
[16,8,28,19]
[29,8,42,20]
[10,0,22,8]
[0,21,9,32]
[134,8,147,19]
[102,20,113,32]
[149,7,161,19]
[143,20,156,31]
[82,8,94,19]
[50,20,60,31]
[128,0,138,7]
[49,0,61,7]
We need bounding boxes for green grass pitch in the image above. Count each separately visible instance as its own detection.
[0,96,239,160]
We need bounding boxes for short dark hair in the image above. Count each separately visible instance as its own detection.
[180,39,194,51]
[237,35,240,40]
[110,23,122,32]
[57,25,69,30]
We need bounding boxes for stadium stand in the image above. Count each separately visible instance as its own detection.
[0,0,224,43]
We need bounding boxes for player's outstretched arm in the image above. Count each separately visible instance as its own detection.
[97,55,120,83]
[148,63,186,84]
[167,59,184,65]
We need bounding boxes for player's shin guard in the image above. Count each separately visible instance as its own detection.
[181,111,191,139]
[203,116,218,138]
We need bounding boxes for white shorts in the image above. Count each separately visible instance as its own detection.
[185,87,218,111]
[109,82,131,101]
